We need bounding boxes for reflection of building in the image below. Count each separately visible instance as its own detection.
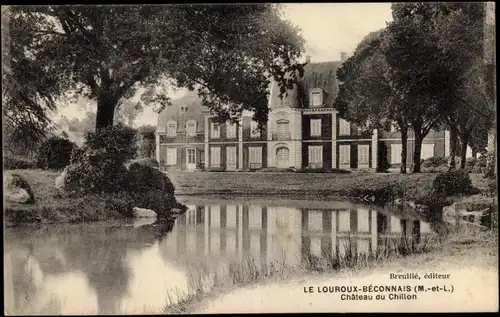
[159,202,432,266]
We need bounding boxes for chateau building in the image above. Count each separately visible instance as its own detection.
[156,53,451,172]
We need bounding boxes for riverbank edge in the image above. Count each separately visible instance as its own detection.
[4,170,496,227]
[164,226,498,314]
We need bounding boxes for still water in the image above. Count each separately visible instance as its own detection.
[4,197,437,315]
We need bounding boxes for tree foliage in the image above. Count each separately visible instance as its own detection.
[335,2,493,173]
[335,29,411,173]
[382,2,490,173]
[6,4,306,133]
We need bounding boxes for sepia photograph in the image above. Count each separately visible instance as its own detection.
[2,2,498,314]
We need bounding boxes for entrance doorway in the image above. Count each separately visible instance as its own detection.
[276,147,290,168]
[186,148,197,171]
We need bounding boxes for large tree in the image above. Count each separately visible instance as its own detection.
[335,29,411,173]
[2,6,64,148]
[382,2,489,173]
[5,5,305,133]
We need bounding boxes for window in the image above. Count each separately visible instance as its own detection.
[358,144,370,165]
[391,144,402,164]
[187,148,196,164]
[167,121,177,137]
[310,88,323,107]
[249,147,262,166]
[211,122,220,139]
[250,120,260,138]
[210,147,221,167]
[186,120,197,137]
[421,144,435,159]
[166,148,177,165]
[226,147,237,167]
[226,121,237,139]
[339,145,351,165]
[339,119,350,135]
[308,146,323,167]
[310,119,322,137]
[276,120,290,140]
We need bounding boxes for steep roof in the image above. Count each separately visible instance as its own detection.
[269,60,342,109]
[298,60,342,108]
[157,90,208,133]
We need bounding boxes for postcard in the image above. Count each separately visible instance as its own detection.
[3,2,498,314]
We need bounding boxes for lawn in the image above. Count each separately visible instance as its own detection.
[168,171,493,207]
[168,171,436,197]
[4,169,495,226]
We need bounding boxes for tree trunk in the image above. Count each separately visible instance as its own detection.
[449,127,458,170]
[412,133,424,173]
[472,148,477,159]
[459,137,469,169]
[95,93,118,132]
[400,127,408,174]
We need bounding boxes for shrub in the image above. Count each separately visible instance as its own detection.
[422,164,449,173]
[465,157,477,173]
[484,151,496,179]
[3,156,37,170]
[125,163,175,194]
[65,125,138,194]
[261,167,296,172]
[126,157,159,169]
[35,137,76,170]
[432,169,473,196]
[422,156,448,168]
[207,167,227,172]
[486,179,497,198]
[296,167,351,174]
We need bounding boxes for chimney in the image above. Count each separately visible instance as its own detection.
[305,55,311,63]
[340,52,347,62]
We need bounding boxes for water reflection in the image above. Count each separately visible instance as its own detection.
[4,198,434,315]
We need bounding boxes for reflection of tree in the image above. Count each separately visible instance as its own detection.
[4,223,171,315]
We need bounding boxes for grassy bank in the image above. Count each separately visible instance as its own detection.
[4,169,495,226]
[169,171,495,208]
[164,224,498,314]
[3,169,132,227]
[167,225,497,313]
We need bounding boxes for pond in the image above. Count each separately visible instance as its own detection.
[4,196,439,315]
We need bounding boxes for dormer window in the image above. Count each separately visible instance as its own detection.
[211,122,220,139]
[186,120,197,137]
[309,88,323,107]
[167,120,177,137]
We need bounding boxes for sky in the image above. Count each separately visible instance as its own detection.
[56,3,394,127]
